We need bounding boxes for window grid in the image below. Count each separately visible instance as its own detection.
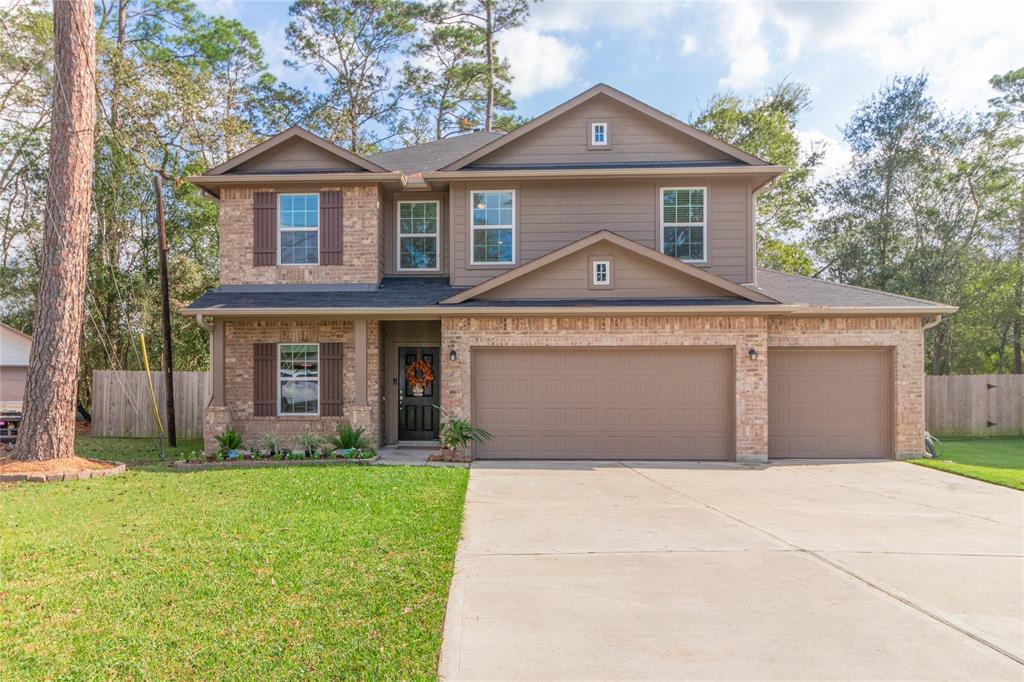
[279,194,319,265]
[592,122,607,145]
[397,200,440,271]
[470,190,515,265]
[660,187,707,262]
[278,343,319,415]
[593,260,610,285]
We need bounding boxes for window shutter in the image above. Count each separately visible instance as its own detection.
[321,342,343,416]
[253,192,277,266]
[320,190,343,266]
[253,343,276,416]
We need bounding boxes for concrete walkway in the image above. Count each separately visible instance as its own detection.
[439,460,1024,680]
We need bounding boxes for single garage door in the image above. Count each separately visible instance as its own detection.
[768,348,893,459]
[472,347,733,460]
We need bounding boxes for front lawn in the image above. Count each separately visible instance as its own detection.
[74,434,204,469]
[0,448,469,679]
[910,437,1024,491]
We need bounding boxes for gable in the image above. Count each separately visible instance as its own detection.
[442,230,777,304]
[231,137,366,173]
[0,324,31,366]
[475,241,740,301]
[472,94,735,168]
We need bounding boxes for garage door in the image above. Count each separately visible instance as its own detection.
[472,347,733,460]
[768,349,892,459]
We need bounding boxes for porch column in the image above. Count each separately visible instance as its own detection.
[354,318,368,407]
[735,325,768,464]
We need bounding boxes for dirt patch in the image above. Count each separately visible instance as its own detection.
[0,456,117,474]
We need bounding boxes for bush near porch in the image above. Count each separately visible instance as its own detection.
[0,437,468,680]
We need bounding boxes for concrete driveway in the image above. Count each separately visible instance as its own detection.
[439,460,1024,680]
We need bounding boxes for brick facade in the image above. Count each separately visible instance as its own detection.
[203,319,380,452]
[218,185,381,285]
[440,314,927,462]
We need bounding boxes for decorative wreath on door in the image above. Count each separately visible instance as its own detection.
[405,359,434,390]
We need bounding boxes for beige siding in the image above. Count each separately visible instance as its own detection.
[449,176,753,286]
[233,138,364,173]
[473,94,733,166]
[381,190,449,276]
[478,242,737,300]
[0,366,27,403]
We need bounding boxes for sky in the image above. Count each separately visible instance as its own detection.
[197,0,1024,177]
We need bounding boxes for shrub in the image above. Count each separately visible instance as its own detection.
[214,429,243,454]
[298,432,321,455]
[261,433,280,454]
[438,413,493,452]
[326,423,369,450]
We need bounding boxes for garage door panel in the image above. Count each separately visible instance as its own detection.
[768,349,892,459]
[473,348,733,460]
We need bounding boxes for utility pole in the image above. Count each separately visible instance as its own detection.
[154,174,176,447]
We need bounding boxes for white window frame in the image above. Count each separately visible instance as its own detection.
[592,259,610,286]
[591,122,608,146]
[469,189,516,266]
[396,200,441,272]
[278,193,320,266]
[277,342,320,416]
[659,186,708,264]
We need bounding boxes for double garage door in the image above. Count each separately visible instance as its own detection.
[471,346,893,460]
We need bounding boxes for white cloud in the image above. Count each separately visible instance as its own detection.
[529,0,679,34]
[500,28,586,98]
[717,3,769,90]
[797,129,852,181]
[713,0,1023,111]
[679,34,698,57]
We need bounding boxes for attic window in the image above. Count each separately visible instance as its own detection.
[592,260,610,285]
[591,122,607,146]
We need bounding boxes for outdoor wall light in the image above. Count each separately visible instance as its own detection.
[449,348,457,361]
[748,348,758,361]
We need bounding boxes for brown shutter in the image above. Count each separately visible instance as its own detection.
[320,342,343,417]
[253,191,277,266]
[253,343,276,416]
[319,190,343,265]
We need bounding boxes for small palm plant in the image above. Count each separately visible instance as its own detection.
[298,432,321,456]
[326,423,369,451]
[261,432,280,456]
[214,428,243,455]
[438,412,493,454]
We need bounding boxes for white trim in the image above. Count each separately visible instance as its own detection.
[659,186,708,264]
[591,121,608,146]
[277,342,320,416]
[277,193,320,266]
[396,199,441,272]
[469,189,517,266]
[592,259,610,286]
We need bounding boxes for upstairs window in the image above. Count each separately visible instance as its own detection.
[398,200,439,271]
[279,343,319,415]
[660,187,706,262]
[279,193,319,265]
[471,190,515,264]
[592,260,610,285]
[591,122,607,146]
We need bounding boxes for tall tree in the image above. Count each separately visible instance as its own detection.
[286,0,421,153]
[692,82,820,274]
[14,0,95,461]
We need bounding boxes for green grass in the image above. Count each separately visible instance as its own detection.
[75,435,204,470]
[1,439,469,680]
[910,437,1024,491]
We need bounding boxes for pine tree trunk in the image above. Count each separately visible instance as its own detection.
[13,0,95,462]
[484,1,494,132]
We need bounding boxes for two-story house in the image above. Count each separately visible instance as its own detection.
[185,84,955,461]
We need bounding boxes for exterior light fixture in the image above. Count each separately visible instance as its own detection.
[748,348,758,361]
[449,348,457,361]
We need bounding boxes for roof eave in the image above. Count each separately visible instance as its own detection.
[187,172,407,197]
[423,166,787,184]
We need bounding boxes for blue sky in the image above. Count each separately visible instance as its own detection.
[199,0,1023,176]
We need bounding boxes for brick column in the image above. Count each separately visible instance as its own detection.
[735,327,769,463]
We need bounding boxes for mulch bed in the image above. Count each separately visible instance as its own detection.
[172,455,380,472]
[0,456,126,483]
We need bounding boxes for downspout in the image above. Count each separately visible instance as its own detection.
[922,315,943,331]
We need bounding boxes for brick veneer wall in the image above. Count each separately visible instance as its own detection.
[440,314,927,462]
[203,319,380,452]
[218,185,381,285]
[767,315,925,457]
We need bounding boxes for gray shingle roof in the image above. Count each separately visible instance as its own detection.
[368,131,504,173]
[186,277,465,311]
[750,269,952,309]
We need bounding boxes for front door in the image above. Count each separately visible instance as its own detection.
[398,346,440,441]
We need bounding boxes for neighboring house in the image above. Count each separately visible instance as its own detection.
[0,322,31,413]
[185,84,955,461]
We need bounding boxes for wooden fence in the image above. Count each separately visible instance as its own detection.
[926,374,1023,437]
[91,370,209,439]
